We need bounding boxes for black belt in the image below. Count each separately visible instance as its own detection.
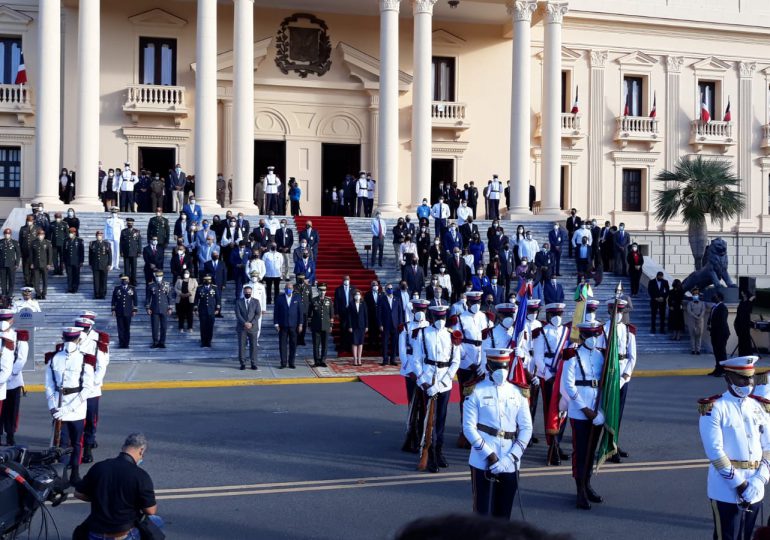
[425,359,451,368]
[61,386,82,395]
[477,423,517,440]
[575,380,599,388]
[619,354,627,360]
[544,353,555,358]
[462,338,481,346]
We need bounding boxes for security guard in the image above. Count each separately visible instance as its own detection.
[63,227,85,293]
[73,314,109,463]
[89,230,112,299]
[30,228,53,299]
[119,218,142,286]
[194,274,221,348]
[295,273,312,346]
[12,287,40,313]
[518,299,543,438]
[399,298,430,453]
[49,212,69,276]
[146,207,170,251]
[0,309,27,446]
[0,228,20,297]
[563,321,606,510]
[452,291,493,448]
[309,283,334,367]
[699,356,770,540]
[414,306,462,473]
[534,303,572,465]
[598,299,636,463]
[111,274,137,348]
[145,270,172,348]
[463,347,532,518]
[44,327,95,485]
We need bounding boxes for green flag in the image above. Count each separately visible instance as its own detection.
[595,302,621,470]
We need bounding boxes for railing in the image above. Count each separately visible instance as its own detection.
[124,84,186,111]
[561,112,581,133]
[617,116,659,136]
[763,124,770,141]
[431,101,467,122]
[691,119,732,139]
[0,84,31,108]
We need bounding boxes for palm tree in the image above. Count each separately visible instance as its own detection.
[654,156,745,270]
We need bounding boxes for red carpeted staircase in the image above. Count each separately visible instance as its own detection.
[298,216,380,357]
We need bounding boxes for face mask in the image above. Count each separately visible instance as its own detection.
[491,280,497,285]
[585,312,595,322]
[454,253,460,258]
[0,321,10,332]
[155,276,163,283]
[183,273,190,279]
[553,225,559,230]
[2,234,8,240]
[344,280,350,287]
[631,246,637,251]
[550,315,562,327]
[109,173,114,178]
[502,317,514,329]
[619,226,625,231]
[270,246,276,252]
[190,200,196,205]
[490,369,506,386]
[203,224,209,229]
[693,296,700,301]
[414,311,425,322]
[37,235,44,240]
[286,288,293,295]
[69,233,76,239]
[527,312,536,321]
[127,224,133,229]
[96,235,103,241]
[434,319,445,330]
[281,223,286,228]
[731,383,754,399]
[151,241,158,247]
[372,286,379,292]
[470,304,480,314]
[386,288,393,295]
[55,217,62,223]
[583,336,598,349]
[65,341,78,353]
[354,294,361,301]
[244,292,252,298]
[435,241,440,246]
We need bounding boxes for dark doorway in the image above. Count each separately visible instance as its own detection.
[431,158,454,204]
[254,140,286,214]
[321,143,361,216]
[139,147,175,212]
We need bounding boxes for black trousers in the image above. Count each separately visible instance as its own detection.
[489,199,500,220]
[471,466,518,519]
[124,256,137,286]
[650,301,666,333]
[0,386,22,440]
[279,326,298,367]
[381,327,397,363]
[84,397,99,446]
[356,197,367,217]
[431,389,451,447]
[119,191,134,212]
[551,249,561,275]
[710,499,761,540]
[712,334,728,368]
[629,269,642,295]
[116,315,131,347]
[529,383,540,430]
[371,236,384,266]
[312,330,328,363]
[92,268,107,299]
[199,314,215,346]
[0,266,14,296]
[21,257,31,287]
[32,268,47,297]
[265,277,280,304]
[59,419,85,468]
[66,264,80,292]
[53,246,64,274]
[571,418,600,480]
[298,314,308,346]
[151,313,168,345]
[618,382,629,431]
[266,193,278,214]
[177,299,193,329]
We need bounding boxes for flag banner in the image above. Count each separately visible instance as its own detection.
[723,99,731,122]
[700,100,711,124]
[14,52,26,85]
[544,323,572,436]
[569,282,593,342]
[571,86,579,114]
[507,280,533,386]
[595,298,622,470]
[623,83,630,117]
[649,92,657,118]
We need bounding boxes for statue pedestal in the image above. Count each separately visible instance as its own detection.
[703,287,739,304]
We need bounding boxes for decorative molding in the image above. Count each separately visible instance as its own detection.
[191,37,273,79]
[506,1,538,22]
[589,50,608,69]
[412,0,438,15]
[665,55,684,74]
[544,2,569,25]
[122,126,191,143]
[691,56,732,73]
[431,140,469,155]
[380,0,401,12]
[128,8,187,28]
[337,42,412,93]
[537,46,582,65]
[616,50,658,68]
[739,61,757,79]
[275,13,332,79]
[317,113,364,141]
[0,6,31,27]
[254,108,291,137]
[432,29,466,47]
[611,150,661,166]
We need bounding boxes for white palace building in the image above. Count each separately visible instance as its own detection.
[4,0,770,265]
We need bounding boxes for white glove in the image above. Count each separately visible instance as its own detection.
[530,376,540,387]
[52,408,67,420]
[742,476,765,503]
[511,442,525,461]
[514,347,525,358]
[426,385,439,398]
[592,410,605,426]
[490,455,517,474]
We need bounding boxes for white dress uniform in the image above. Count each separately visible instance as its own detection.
[45,347,94,423]
[78,328,110,399]
[245,259,266,281]
[534,323,570,381]
[563,345,603,421]
[12,298,41,313]
[399,320,429,379]
[265,172,281,195]
[517,318,543,374]
[456,309,493,371]
[598,320,637,387]
[488,179,502,201]
[2,328,29,394]
[481,325,515,370]
[104,215,124,271]
[356,176,368,198]
[450,299,467,317]
[0,331,15,400]
[415,326,461,395]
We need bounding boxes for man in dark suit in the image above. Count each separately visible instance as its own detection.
[142,236,165,285]
[548,223,565,276]
[467,181,479,219]
[229,241,251,299]
[403,259,425,296]
[614,223,630,276]
[442,223,462,258]
[566,209,581,258]
[334,276,356,354]
[119,218,142,286]
[647,271,670,334]
[235,283,261,370]
[589,219,601,263]
[275,219,294,281]
[377,285,403,366]
[170,241,193,283]
[299,221,320,261]
[203,252,227,300]
[599,221,614,271]
[543,275,565,305]
[708,291,730,377]
[364,281,382,351]
[447,247,469,303]
[534,243,554,280]
[485,277,506,305]
[459,218,479,250]
[194,274,221,347]
[236,212,250,239]
[274,283,303,368]
[249,220,271,255]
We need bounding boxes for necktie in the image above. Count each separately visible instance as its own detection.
[377,220,382,237]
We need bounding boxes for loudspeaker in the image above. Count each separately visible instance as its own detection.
[739,276,756,297]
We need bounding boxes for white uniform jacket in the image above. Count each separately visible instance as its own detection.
[3,329,29,392]
[0,331,15,400]
[398,321,428,378]
[563,345,604,420]
[480,325,515,371]
[516,319,542,373]
[455,310,493,370]
[12,300,41,313]
[264,173,281,194]
[44,348,95,422]
[78,329,110,398]
[104,216,124,241]
[414,326,461,395]
[534,323,570,381]
[598,321,637,387]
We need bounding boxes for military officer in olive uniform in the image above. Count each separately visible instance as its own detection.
[309,283,334,367]
[63,227,85,293]
[119,218,142,286]
[0,227,21,297]
[111,274,137,348]
[150,173,165,213]
[145,270,172,348]
[30,228,53,299]
[18,215,36,287]
[147,207,170,251]
[194,274,221,348]
[88,230,112,299]
[49,212,69,276]
[295,273,312,346]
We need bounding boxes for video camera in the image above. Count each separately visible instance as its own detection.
[0,446,69,539]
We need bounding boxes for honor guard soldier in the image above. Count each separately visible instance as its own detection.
[295,273,312,346]
[487,175,502,220]
[89,230,112,299]
[119,218,142,286]
[73,314,109,463]
[45,327,96,485]
[264,166,282,214]
[452,291,494,448]
[50,212,69,276]
[147,207,170,251]
[463,348,532,518]
[309,283,334,367]
[30,228,53,299]
[146,270,172,349]
[563,321,606,510]
[517,299,543,438]
[63,227,85,293]
[111,274,137,348]
[598,299,636,463]
[415,306,462,473]
[0,228,21,297]
[194,274,221,348]
[480,303,517,370]
[0,310,28,445]
[399,298,430,453]
[534,303,572,465]
[699,356,770,540]
[12,287,40,313]
[583,299,600,323]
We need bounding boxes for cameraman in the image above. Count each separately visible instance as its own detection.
[73,433,163,539]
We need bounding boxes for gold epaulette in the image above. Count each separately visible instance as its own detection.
[750,394,770,413]
[698,394,722,415]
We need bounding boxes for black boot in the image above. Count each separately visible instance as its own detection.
[547,443,561,466]
[558,446,570,460]
[427,448,440,473]
[82,444,94,464]
[618,447,629,458]
[585,479,603,503]
[68,466,81,487]
[608,453,622,463]
[436,445,448,468]
[576,479,591,510]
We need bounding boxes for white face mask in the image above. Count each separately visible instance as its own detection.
[583,336,598,350]
[731,383,754,399]
[0,320,10,332]
[69,233,76,239]
[527,313,536,321]
[183,273,190,279]
[434,319,445,330]
[550,315,562,327]
[354,295,361,301]
[490,369,506,386]
[693,296,700,301]
[155,276,163,283]
[65,341,78,353]
[615,313,623,324]
[414,311,425,322]
[470,304,480,314]
[585,313,595,322]
[151,241,158,247]
[372,286,379,292]
[344,281,350,287]
[502,317,514,329]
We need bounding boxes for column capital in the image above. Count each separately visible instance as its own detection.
[589,50,608,69]
[665,55,683,74]
[380,0,401,12]
[544,1,569,24]
[739,61,757,79]
[412,0,437,15]
[506,0,538,22]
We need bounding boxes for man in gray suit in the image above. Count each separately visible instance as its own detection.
[235,283,261,370]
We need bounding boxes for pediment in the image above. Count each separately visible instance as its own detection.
[337,42,412,93]
[536,46,582,65]
[0,5,32,27]
[433,29,465,47]
[129,8,187,28]
[190,37,273,79]
[616,50,658,67]
[691,56,732,72]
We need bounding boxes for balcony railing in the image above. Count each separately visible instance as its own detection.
[431,101,470,131]
[615,116,661,149]
[0,84,33,124]
[535,112,584,147]
[762,125,770,152]
[689,120,734,153]
[123,84,187,126]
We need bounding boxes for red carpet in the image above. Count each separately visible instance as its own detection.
[299,216,380,357]
[360,375,461,405]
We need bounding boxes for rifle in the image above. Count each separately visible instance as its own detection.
[417,375,437,471]
[402,380,425,452]
[50,387,63,448]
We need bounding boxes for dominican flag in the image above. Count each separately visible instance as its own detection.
[507,280,533,386]
[649,92,657,118]
[14,52,26,85]
[571,86,579,114]
[622,83,630,117]
[700,99,711,124]
[723,98,731,122]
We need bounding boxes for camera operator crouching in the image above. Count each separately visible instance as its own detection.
[73,433,164,540]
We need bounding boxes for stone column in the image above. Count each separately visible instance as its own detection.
[35,0,61,204]
[588,50,607,217]
[411,0,437,208]
[541,1,569,217]
[222,99,234,189]
[378,0,400,215]
[664,56,683,172]
[232,0,254,209]
[507,1,537,218]
[368,93,380,205]
[195,0,218,208]
[739,61,756,222]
